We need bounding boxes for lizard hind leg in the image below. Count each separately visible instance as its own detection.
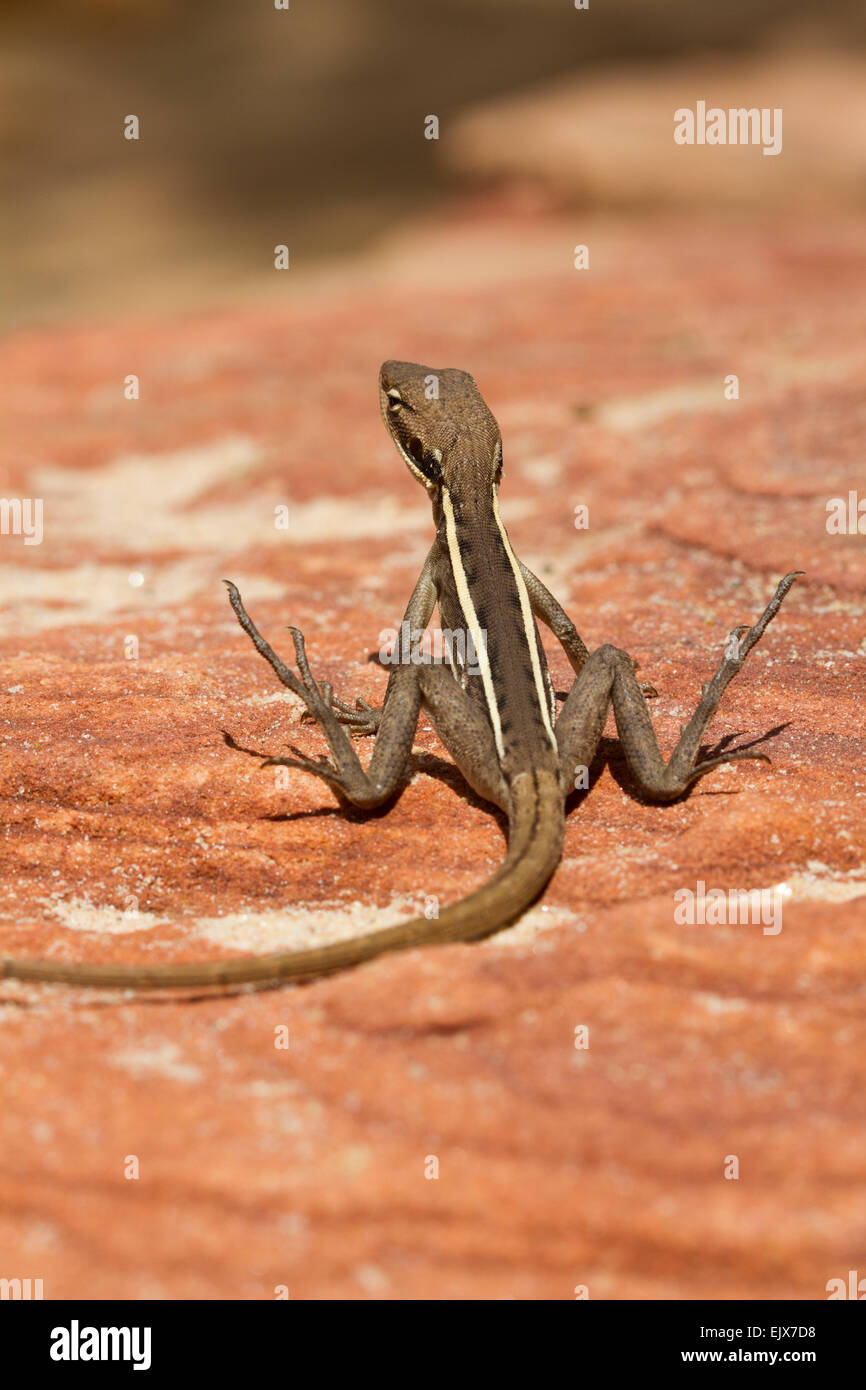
[556,572,802,802]
[417,664,509,810]
[617,569,802,800]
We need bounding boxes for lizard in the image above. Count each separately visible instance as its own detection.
[0,360,801,989]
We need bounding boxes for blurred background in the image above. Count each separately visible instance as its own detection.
[3,0,866,331]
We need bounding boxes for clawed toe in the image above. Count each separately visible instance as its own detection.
[261,752,344,787]
[723,623,751,663]
[688,748,771,787]
[298,684,376,732]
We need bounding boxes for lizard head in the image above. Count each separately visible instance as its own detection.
[379,360,502,499]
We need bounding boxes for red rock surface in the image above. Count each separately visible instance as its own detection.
[1,203,865,1299]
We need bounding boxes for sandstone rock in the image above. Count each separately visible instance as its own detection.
[0,199,864,1299]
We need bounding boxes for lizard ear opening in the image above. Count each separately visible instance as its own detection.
[406,437,441,485]
[398,437,441,487]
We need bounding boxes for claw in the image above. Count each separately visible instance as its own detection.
[262,753,343,786]
[688,748,771,786]
[724,624,750,662]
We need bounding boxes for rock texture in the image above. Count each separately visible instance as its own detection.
[1,202,864,1299]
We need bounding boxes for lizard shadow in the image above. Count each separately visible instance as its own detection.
[221,730,509,830]
[224,720,791,828]
[599,721,791,806]
[403,750,510,834]
[222,730,398,824]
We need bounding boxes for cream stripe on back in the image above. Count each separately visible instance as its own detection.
[492,488,557,748]
[441,487,505,760]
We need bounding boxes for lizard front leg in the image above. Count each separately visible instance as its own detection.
[225,552,438,809]
[518,560,590,676]
[556,572,801,800]
[416,665,509,810]
[303,543,443,737]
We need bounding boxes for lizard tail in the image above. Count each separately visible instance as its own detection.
[0,771,565,990]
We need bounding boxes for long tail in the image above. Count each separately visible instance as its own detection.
[0,771,564,989]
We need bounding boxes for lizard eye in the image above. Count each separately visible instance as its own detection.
[386,388,402,412]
